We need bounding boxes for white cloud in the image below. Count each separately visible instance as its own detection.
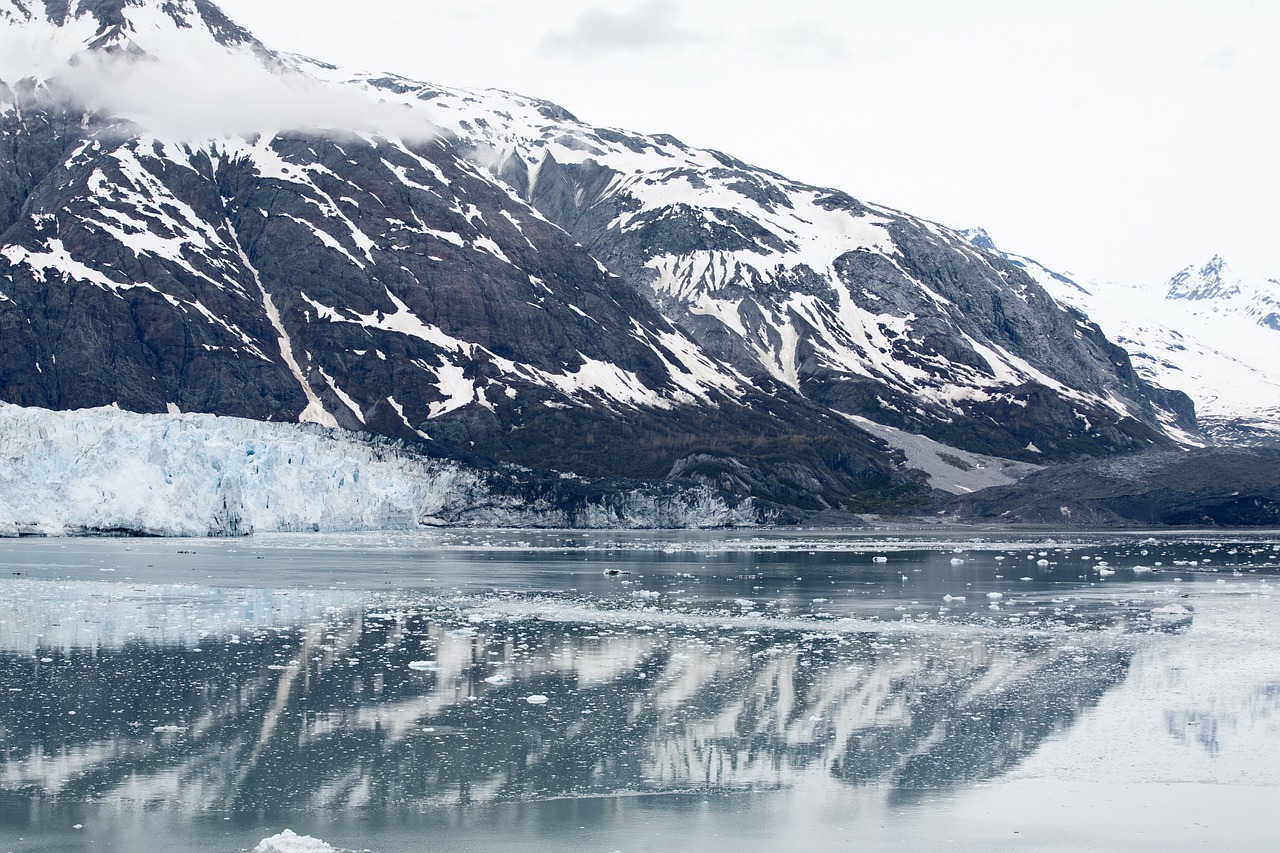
[748,21,849,67]
[536,0,714,59]
[0,25,439,141]
[1200,45,1241,72]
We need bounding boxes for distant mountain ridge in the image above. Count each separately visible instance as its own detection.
[0,0,1201,519]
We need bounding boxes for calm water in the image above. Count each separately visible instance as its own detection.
[1,530,1278,852]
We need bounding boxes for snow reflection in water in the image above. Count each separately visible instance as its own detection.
[0,584,1164,811]
[0,531,1277,853]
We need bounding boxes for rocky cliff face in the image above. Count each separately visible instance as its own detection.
[0,0,1199,516]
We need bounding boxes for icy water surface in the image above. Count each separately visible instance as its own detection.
[1,530,1278,852]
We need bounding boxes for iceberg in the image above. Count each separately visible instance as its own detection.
[254,831,339,853]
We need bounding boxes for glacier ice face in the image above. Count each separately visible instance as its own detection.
[0,403,466,536]
[0,404,764,536]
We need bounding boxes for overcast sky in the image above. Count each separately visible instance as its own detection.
[214,0,1279,283]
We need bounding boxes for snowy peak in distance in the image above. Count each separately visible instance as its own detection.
[959,230,1280,446]
[1166,255,1280,332]
[1169,255,1248,300]
[956,227,998,253]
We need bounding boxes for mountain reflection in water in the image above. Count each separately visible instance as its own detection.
[0,591,1147,812]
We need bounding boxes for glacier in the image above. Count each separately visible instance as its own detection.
[0,404,764,536]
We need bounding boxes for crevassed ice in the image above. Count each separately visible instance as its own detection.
[0,404,756,536]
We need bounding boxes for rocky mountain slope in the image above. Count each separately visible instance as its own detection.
[964,231,1280,446]
[0,0,1198,519]
[332,74,1195,461]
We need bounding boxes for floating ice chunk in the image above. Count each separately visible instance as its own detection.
[254,830,339,853]
[949,558,965,566]
[152,725,188,734]
[1131,565,1156,574]
[408,660,438,671]
[526,694,549,705]
[1020,577,1033,581]
[484,674,510,685]
[1152,604,1192,618]
[1036,560,1051,567]
[987,592,1003,600]
[1097,567,1115,577]
[943,594,966,602]
[872,556,888,563]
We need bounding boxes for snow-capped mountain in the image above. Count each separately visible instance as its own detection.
[2,0,897,513]
[0,0,1198,519]
[341,77,1193,461]
[962,233,1280,445]
[1166,255,1280,333]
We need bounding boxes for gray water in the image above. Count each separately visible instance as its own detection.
[1,530,1278,852]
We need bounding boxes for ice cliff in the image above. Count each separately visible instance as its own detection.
[0,404,764,536]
